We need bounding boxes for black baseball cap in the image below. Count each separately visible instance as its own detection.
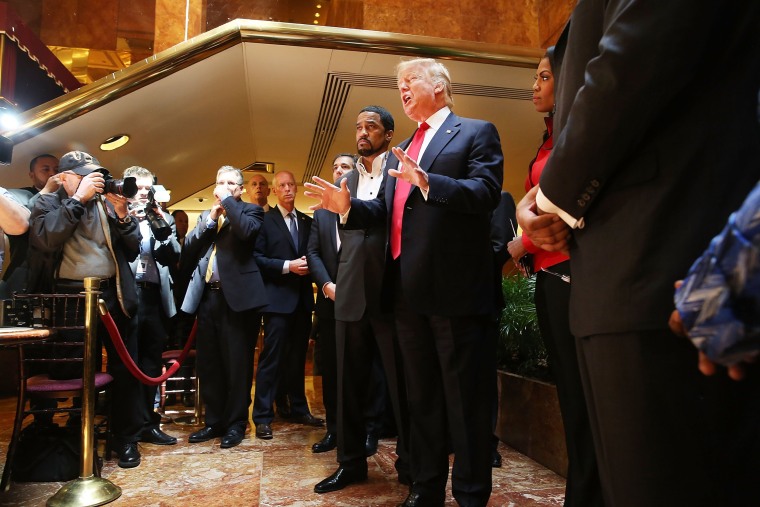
[58,151,106,176]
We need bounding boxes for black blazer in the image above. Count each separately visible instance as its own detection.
[181,197,267,314]
[306,208,339,319]
[539,0,760,336]
[346,112,503,317]
[333,168,389,322]
[254,206,315,314]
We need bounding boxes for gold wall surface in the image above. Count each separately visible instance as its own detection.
[4,0,573,84]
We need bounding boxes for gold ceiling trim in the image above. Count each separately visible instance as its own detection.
[5,19,542,143]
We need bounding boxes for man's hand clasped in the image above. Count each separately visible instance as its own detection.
[516,186,571,255]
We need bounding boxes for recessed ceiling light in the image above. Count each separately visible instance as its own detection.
[100,134,130,151]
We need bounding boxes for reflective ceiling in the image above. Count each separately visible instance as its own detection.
[1,20,544,214]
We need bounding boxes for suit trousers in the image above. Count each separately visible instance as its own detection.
[394,295,492,506]
[576,329,760,507]
[315,314,338,433]
[534,264,603,507]
[335,314,408,474]
[196,286,257,433]
[253,306,312,423]
[135,284,168,431]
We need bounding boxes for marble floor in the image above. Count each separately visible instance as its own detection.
[0,376,566,506]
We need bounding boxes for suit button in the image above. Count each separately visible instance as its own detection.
[590,179,600,187]
[582,193,591,201]
[585,186,595,193]
[577,199,586,207]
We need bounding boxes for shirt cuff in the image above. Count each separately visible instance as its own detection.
[536,189,585,229]
[282,260,289,274]
[339,207,351,225]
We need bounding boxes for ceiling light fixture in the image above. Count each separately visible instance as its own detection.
[100,134,130,151]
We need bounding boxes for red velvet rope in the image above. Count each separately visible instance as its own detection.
[99,311,197,386]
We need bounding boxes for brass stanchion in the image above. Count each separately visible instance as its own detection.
[47,277,121,507]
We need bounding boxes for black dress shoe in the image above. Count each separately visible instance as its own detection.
[255,423,273,439]
[365,433,379,457]
[312,432,336,453]
[113,442,141,469]
[188,426,222,443]
[141,427,178,445]
[314,466,368,493]
[220,427,245,448]
[397,491,438,507]
[491,449,502,468]
[292,413,325,427]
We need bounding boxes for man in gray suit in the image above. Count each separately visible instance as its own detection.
[518,3,760,506]
[314,106,409,493]
[124,166,180,446]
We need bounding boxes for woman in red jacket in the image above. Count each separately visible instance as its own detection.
[508,48,603,507]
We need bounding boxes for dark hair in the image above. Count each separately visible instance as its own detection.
[333,153,357,165]
[359,105,394,132]
[543,46,555,70]
[171,210,187,217]
[29,154,57,172]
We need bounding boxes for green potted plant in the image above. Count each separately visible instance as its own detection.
[497,274,550,381]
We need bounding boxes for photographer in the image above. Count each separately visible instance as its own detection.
[28,151,144,468]
[124,166,180,447]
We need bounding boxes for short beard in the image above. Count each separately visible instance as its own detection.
[357,141,377,157]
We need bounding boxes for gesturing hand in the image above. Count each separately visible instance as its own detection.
[389,146,429,191]
[304,177,351,214]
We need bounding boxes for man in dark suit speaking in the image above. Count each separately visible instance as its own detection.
[306,58,503,507]
[517,3,760,506]
[182,165,267,449]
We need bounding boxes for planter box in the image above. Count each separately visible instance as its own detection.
[495,370,568,477]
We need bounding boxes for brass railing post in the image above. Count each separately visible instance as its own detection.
[47,277,121,507]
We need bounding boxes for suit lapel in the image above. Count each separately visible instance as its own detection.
[419,113,460,171]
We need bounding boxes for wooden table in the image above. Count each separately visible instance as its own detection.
[0,326,51,346]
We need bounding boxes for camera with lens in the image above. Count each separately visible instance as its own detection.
[143,188,172,241]
[102,172,138,198]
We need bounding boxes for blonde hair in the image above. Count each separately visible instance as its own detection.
[396,58,454,108]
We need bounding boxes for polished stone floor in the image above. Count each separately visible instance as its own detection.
[0,376,565,506]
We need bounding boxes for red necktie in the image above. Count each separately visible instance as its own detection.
[391,122,430,259]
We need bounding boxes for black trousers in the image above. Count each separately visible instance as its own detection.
[135,284,168,431]
[315,313,338,434]
[534,263,603,507]
[335,313,408,474]
[196,286,257,433]
[576,329,760,507]
[253,306,312,424]
[394,304,492,507]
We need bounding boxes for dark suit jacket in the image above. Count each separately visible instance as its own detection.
[490,191,516,311]
[254,206,315,314]
[306,208,339,319]
[129,213,181,318]
[539,1,760,337]
[346,112,503,317]
[181,197,267,314]
[334,168,389,322]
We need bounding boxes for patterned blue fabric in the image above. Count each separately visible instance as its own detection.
[675,182,760,366]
